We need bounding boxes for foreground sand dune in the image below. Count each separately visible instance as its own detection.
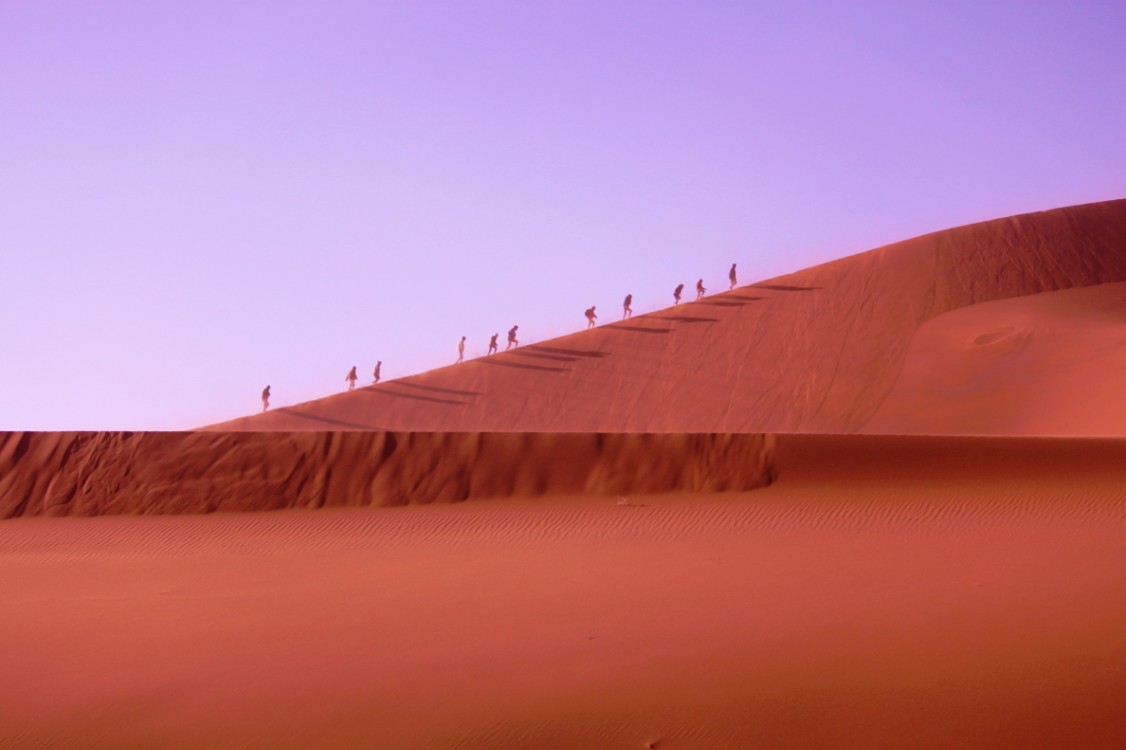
[0,431,774,518]
[208,199,1126,434]
[2,435,1123,749]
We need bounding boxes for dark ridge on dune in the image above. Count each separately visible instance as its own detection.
[206,198,1126,434]
[0,431,775,518]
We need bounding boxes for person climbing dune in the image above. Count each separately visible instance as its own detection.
[372,360,382,384]
[696,278,706,300]
[488,333,499,355]
[674,283,684,305]
[507,325,519,350]
[346,366,358,391]
[729,263,737,289]
[261,385,270,413]
[585,306,598,329]
[456,336,466,363]
[623,294,632,319]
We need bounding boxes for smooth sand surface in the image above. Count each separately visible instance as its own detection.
[2,436,1124,749]
[865,281,1126,435]
[207,199,1126,434]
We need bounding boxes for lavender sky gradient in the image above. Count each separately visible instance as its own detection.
[2,2,1124,430]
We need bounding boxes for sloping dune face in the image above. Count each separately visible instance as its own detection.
[207,199,1126,434]
[865,282,1126,435]
[0,431,774,518]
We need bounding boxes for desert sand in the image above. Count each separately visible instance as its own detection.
[2,200,1125,748]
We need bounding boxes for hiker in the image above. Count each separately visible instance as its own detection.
[729,263,737,289]
[456,336,466,363]
[346,366,358,391]
[585,306,598,329]
[372,360,381,384]
[507,325,519,350]
[696,278,706,300]
[623,293,632,318]
[261,385,270,413]
[674,283,684,305]
[488,333,499,355]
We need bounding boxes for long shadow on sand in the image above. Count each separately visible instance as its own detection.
[697,298,761,307]
[360,387,469,406]
[481,358,569,373]
[512,349,578,363]
[396,381,482,398]
[528,345,608,358]
[652,315,719,323]
[603,325,672,334]
[750,284,822,292]
[277,409,383,430]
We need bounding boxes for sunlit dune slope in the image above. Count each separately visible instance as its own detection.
[0,431,774,518]
[207,199,1126,434]
[865,281,1126,435]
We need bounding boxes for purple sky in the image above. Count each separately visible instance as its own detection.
[2,1,1124,430]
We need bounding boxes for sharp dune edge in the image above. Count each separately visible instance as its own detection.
[0,431,775,518]
[3,200,1126,749]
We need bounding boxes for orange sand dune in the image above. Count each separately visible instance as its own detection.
[2,434,1123,749]
[208,199,1126,434]
[0,431,773,518]
[865,281,1126,435]
[4,201,1126,748]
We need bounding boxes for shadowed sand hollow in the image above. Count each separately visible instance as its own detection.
[0,431,774,518]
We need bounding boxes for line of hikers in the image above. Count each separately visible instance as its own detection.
[261,264,739,411]
[449,263,738,363]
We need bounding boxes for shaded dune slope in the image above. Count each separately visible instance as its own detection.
[0,431,774,518]
[208,199,1126,434]
[4,430,1124,518]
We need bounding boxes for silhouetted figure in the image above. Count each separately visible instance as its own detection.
[261,385,270,413]
[346,366,358,391]
[507,325,519,350]
[729,263,737,289]
[585,306,598,329]
[372,360,382,384]
[674,283,684,305]
[623,294,632,319]
[488,333,499,355]
[696,278,706,300]
[456,336,466,363]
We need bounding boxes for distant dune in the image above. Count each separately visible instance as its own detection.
[208,199,1126,435]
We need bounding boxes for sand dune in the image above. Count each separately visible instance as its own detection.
[864,281,1126,434]
[4,201,1126,748]
[2,435,1123,749]
[208,199,1126,434]
[0,430,774,518]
